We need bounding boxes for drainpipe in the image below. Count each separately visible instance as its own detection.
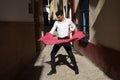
[71,0,76,24]
[73,0,76,14]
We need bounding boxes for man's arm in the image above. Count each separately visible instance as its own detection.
[68,20,77,38]
[70,20,76,31]
[49,21,57,34]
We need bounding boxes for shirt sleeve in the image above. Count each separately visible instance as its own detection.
[49,21,57,34]
[69,20,76,31]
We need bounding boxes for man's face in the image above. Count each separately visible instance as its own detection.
[57,15,64,22]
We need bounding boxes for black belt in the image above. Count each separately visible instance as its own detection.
[58,36,69,39]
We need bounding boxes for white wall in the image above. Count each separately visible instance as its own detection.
[0,0,33,22]
[89,0,105,43]
[90,0,120,51]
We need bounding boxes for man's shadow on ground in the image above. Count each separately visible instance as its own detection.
[44,54,75,71]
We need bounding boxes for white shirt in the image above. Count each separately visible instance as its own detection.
[50,18,76,38]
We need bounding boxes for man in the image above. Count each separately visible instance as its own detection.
[48,10,79,75]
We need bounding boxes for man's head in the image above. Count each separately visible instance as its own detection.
[55,10,64,21]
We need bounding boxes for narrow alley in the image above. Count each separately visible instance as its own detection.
[19,45,112,80]
[1,0,120,80]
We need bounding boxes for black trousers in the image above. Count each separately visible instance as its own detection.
[50,36,78,71]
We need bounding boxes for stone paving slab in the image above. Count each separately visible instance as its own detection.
[34,45,112,80]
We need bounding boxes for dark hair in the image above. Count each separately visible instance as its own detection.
[55,10,63,16]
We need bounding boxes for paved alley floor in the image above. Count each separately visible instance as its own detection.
[34,45,112,80]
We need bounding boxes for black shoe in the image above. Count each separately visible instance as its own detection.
[75,68,79,74]
[47,70,56,75]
